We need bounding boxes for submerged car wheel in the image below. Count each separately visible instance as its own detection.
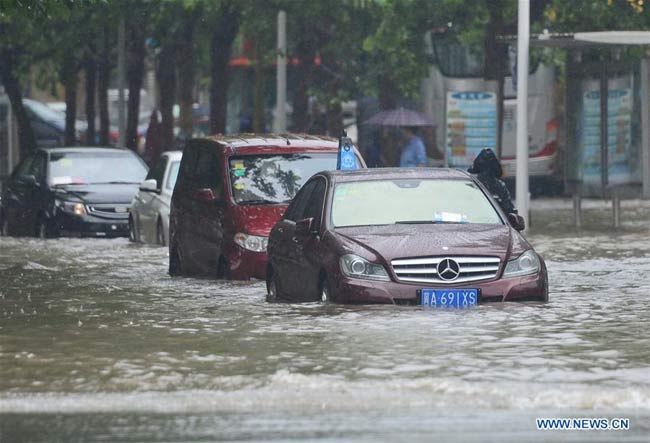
[156,218,165,246]
[128,216,138,243]
[36,217,57,239]
[216,257,230,280]
[266,271,280,302]
[169,246,183,276]
[0,215,8,236]
[319,277,332,304]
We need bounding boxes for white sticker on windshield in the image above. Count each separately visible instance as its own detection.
[434,212,467,223]
[51,176,73,185]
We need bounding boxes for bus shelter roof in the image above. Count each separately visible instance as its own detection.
[499,31,650,48]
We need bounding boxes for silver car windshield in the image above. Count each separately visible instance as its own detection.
[332,179,502,227]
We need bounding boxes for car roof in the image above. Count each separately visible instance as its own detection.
[38,146,137,155]
[161,150,183,160]
[193,133,340,150]
[320,167,472,183]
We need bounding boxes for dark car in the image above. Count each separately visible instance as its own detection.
[169,133,365,280]
[23,99,87,146]
[0,147,148,238]
[266,168,548,305]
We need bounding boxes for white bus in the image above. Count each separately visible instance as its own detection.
[422,40,560,188]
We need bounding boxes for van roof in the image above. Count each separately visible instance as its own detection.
[195,133,340,150]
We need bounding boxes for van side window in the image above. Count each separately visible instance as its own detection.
[177,145,198,189]
[195,147,222,196]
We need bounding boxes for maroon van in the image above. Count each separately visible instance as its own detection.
[168,134,365,280]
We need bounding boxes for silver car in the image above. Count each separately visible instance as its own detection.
[129,151,182,246]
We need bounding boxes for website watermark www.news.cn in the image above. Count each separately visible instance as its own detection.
[536,418,630,431]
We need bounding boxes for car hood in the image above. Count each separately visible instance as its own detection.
[53,183,140,205]
[229,204,288,237]
[333,223,527,263]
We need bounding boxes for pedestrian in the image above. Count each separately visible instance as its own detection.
[399,126,427,167]
[144,110,162,167]
[468,148,517,214]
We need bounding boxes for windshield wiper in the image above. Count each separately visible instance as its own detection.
[238,199,284,205]
[90,181,141,185]
[394,220,465,224]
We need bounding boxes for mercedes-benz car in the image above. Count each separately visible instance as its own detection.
[266,168,547,305]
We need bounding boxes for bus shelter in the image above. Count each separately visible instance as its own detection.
[520,31,650,227]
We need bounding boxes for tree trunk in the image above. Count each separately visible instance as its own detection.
[126,22,146,151]
[210,4,240,134]
[84,57,97,145]
[326,74,343,137]
[157,42,176,156]
[0,50,37,159]
[177,9,197,139]
[378,74,398,110]
[97,22,111,146]
[252,50,266,133]
[291,44,316,133]
[62,56,78,147]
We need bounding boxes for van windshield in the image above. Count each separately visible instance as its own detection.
[229,153,337,205]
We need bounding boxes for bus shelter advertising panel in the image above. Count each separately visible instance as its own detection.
[445,91,497,168]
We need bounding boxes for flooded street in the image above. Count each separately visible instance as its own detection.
[1,199,649,442]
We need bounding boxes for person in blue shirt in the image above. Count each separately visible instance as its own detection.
[399,126,427,167]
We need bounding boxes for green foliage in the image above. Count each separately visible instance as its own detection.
[544,0,650,31]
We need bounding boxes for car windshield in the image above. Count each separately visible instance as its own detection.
[166,160,180,190]
[229,153,337,205]
[49,151,148,185]
[331,179,502,227]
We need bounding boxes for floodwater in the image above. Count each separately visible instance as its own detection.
[0,198,649,442]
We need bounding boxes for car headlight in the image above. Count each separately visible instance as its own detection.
[56,200,86,216]
[234,233,268,252]
[340,254,390,281]
[503,250,540,278]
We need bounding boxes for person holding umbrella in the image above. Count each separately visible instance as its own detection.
[399,126,427,167]
[363,107,433,168]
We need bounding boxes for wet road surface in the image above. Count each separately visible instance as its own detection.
[0,198,649,442]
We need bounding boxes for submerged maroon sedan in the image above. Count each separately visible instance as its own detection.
[266,168,548,305]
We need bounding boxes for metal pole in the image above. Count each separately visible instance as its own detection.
[515,0,530,228]
[613,195,621,228]
[641,56,650,198]
[573,193,581,228]
[117,17,126,147]
[274,10,287,133]
[599,59,609,196]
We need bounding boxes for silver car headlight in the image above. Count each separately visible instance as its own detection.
[234,233,268,252]
[503,250,540,278]
[56,200,86,216]
[340,254,390,281]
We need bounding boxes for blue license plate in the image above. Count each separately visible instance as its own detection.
[421,289,478,307]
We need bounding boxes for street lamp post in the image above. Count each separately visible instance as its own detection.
[516,0,530,228]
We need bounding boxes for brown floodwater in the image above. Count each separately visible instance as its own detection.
[0,198,648,442]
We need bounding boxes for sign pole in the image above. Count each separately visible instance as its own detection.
[274,10,287,133]
[515,0,530,228]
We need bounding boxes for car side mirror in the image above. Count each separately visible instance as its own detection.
[139,178,159,193]
[193,188,217,204]
[507,213,525,231]
[296,217,316,237]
